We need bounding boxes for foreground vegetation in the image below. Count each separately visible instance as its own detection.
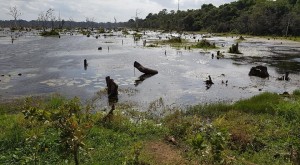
[0,91,300,164]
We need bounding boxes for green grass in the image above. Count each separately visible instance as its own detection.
[0,91,300,164]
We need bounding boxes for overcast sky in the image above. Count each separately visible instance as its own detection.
[1,0,236,22]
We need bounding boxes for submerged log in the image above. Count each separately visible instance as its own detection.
[105,76,118,101]
[134,61,158,74]
[249,65,269,78]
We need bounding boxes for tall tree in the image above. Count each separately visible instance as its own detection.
[46,8,56,30]
[8,6,22,29]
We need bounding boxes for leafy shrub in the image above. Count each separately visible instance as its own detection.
[192,39,217,49]
[40,30,59,36]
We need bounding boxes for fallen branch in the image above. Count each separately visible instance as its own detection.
[134,61,158,74]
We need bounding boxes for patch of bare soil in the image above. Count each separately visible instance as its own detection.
[141,141,190,165]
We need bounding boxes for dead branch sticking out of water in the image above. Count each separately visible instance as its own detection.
[134,61,158,75]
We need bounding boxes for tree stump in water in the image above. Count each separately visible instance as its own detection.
[105,76,118,101]
[229,43,241,54]
[205,75,214,90]
[102,104,115,124]
[205,75,214,85]
[134,61,158,74]
[249,66,269,78]
[285,72,290,81]
[84,59,88,68]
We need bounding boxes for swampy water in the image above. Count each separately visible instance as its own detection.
[0,30,299,109]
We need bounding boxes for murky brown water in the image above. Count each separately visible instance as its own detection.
[0,30,299,109]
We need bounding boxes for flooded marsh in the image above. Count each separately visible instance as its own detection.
[0,30,299,108]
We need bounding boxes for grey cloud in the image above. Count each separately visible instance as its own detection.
[0,0,236,22]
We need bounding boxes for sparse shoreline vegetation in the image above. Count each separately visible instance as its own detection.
[1,90,299,164]
[40,29,59,36]
[191,39,217,49]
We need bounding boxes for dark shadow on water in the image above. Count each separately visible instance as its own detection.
[206,84,213,90]
[134,73,156,86]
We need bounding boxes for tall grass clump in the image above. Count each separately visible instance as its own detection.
[1,91,300,164]
[233,92,281,115]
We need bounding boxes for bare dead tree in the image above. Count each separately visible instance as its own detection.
[46,8,56,30]
[8,6,22,29]
[69,17,74,29]
[38,11,48,31]
[85,17,96,29]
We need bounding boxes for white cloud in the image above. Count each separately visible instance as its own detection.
[0,0,236,22]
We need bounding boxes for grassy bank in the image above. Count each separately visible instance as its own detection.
[0,91,300,164]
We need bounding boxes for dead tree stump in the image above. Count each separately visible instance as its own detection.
[205,75,214,85]
[84,59,88,67]
[285,72,290,81]
[249,66,269,78]
[105,76,118,101]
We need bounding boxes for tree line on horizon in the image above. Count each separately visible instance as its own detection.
[128,0,300,36]
[1,0,300,36]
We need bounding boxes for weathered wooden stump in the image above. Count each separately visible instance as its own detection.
[84,59,88,70]
[205,75,214,85]
[105,76,118,101]
[84,59,88,67]
[205,75,214,90]
[229,43,241,54]
[134,61,158,75]
[249,66,269,78]
[285,72,290,81]
[102,104,115,124]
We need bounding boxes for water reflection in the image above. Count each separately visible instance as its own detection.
[0,30,299,107]
[134,73,156,86]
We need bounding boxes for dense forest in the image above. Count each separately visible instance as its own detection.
[127,0,300,36]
